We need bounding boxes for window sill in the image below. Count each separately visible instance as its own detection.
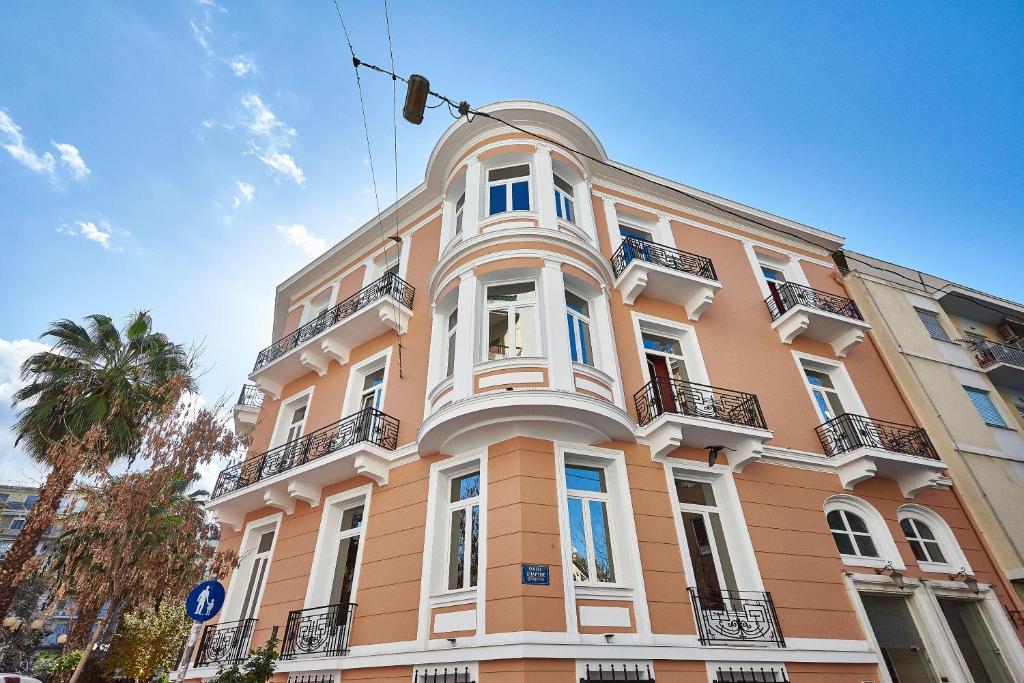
[574,582,635,600]
[917,561,958,574]
[475,356,547,373]
[839,554,905,571]
[430,587,478,607]
[985,422,1017,431]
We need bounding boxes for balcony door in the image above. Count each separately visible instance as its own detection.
[328,504,365,607]
[675,478,739,600]
[237,529,276,621]
[643,332,690,415]
[938,598,1013,683]
[859,593,939,683]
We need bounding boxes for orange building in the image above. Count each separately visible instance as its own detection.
[190,103,1024,683]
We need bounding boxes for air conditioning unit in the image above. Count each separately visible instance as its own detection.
[998,322,1021,344]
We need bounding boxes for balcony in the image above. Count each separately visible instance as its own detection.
[208,408,398,530]
[611,237,722,320]
[765,282,870,357]
[194,618,255,667]
[689,588,785,647]
[970,339,1024,390]
[233,384,263,440]
[281,603,355,660]
[634,378,772,470]
[250,273,414,398]
[816,413,948,498]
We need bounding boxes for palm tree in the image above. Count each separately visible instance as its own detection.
[0,312,195,617]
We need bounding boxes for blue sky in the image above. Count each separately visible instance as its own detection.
[1,1,1022,486]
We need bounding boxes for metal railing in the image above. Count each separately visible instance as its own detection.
[280,603,355,660]
[689,588,785,647]
[581,663,655,681]
[237,384,264,409]
[815,413,939,460]
[713,667,790,683]
[253,272,415,371]
[970,339,1024,369]
[211,407,399,499]
[414,668,475,683]
[764,282,863,322]
[611,236,718,281]
[635,377,767,430]
[194,618,256,666]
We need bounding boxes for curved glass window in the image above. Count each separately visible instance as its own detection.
[487,164,530,215]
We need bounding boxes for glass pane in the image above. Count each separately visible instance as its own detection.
[826,510,846,531]
[363,368,384,390]
[514,305,537,356]
[683,511,722,593]
[329,535,360,604]
[511,180,530,210]
[565,197,575,223]
[469,504,479,588]
[567,497,589,581]
[860,594,939,683]
[447,508,466,590]
[589,500,615,582]
[455,192,465,210]
[915,520,936,540]
[854,533,879,558]
[578,320,592,366]
[446,329,457,377]
[450,472,481,502]
[619,225,652,241]
[761,266,786,283]
[488,164,529,181]
[291,404,307,424]
[908,538,929,562]
[845,511,869,533]
[565,291,589,315]
[924,541,946,564]
[899,518,916,537]
[448,309,458,330]
[257,531,275,553]
[812,390,837,421]
[487,282,535,303]
[554,189,563,219]
[553,174,574,194]
[565,465,606,492]
[641,332,682,355]
[488,184,506,215]
[965,387,1008,427]
[832,531,856,556]
[709,513,738,593]
[804,369,835,389]
[939,599,1014,683]
[675,479,716,507]
[340,506,364,531]
[488,310,510,359]
[567,315,579,363]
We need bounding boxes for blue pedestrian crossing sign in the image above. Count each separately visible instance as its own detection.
[186,580,225,622]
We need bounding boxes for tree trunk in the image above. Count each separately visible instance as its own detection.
[67,601,100,650]
[68,597,119,683]
[0,461,78,616]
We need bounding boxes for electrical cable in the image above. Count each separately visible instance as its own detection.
[383,0,404,379]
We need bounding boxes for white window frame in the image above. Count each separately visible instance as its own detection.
[342,349,392,417]
[483,278,540,360]
[269,386,315,449]
[897,504,971,574]
[742,243,811,301]
[454,191,466,236]
[631,313,711,387]
[221,512,282,622]
[553,173,576,224]
[300,285,338,326]
[485,162,532,216]
[445,307,458,378]
[304,485,372,608]
[565,288,595,368]
[9,518,25,531]
[824,495,904,570]
[792,352,869,422]
[441,465,482,593]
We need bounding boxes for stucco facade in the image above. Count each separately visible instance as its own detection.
[186,103,1024,683]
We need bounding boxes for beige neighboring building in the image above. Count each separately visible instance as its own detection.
[843,252,1024,602]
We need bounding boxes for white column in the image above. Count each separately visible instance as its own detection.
[602,196,621,253]
[591,286,627,409]
[462,156,483,238]
[540,259,574,392]
[534,146,557,228]
[575,179,598,244]
[451,272,478,400]
[656,213,676,248]
[438,193,453,256]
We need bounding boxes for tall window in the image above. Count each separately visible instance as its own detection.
[553,174,575,223]
[359,368,385,411]
[565,464,616,583]
[9,518,25,531]
[801,366,846,423]
[24,495,38,509]
[938,599,1015,682]
[642,331,690,414]
[675,478,738,595]
[964,386,1007,427]
[859,594,940,682]
[446,471,480,591]
[565,290,593,366]
[277,397,309,454]
[445,309,458,378]
[827,509,878,558]
[328,504,364,605]
[486,282,537,359]
[899,517,946,565]
[454,192,465,236]
[915,309,951,342]
[238,529,275,620]
[487,164,530,215]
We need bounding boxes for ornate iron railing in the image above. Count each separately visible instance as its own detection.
[211,407,399,499]
[280,603,355,660]
[689,588,785,647]
[815,413,939,460]
[194,618,256,666]
[764,282,862,321]
[970,339,1024,369]
[611,236,718,281]
[414,668,475,683]
[581,663,655,681]
[237,384,264,409]
[1006,605,1024,630]
[253,272,415,371]
[713,667,790,683]
[635,377,767,430]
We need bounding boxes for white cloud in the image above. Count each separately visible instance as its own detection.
[232,180,255,208]
[189,19,214,56]
[51,142,90,180]
[230,54,256,77]
[242,94,305,184]
[276,223,325,256]
[0,338,50,485]
[57,220,115,250]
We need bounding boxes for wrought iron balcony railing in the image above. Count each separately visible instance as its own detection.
[414,669,475,683]
[635,377,768,430]
[689,588,785,647]
[581,663,655,681]
[281,603,355,660]
[713,667,790,683]
[970,339,1024,369]
[211,407,399,499]
[815,413,938,460]
[253,272,415,372]
[237,384,264,409]
[194,618,256,667]
[611,236,718,281]
[764,282,863,322]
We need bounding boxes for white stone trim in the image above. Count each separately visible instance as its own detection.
[302,485,373,608]
[824,494,905,570]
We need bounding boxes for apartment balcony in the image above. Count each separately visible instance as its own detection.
[689,588,785,647]
[249,273,414,398]
[232,384,263,440]
[281,603,355,660]
[194,618,256,667]
[971,339,1024,390]
[765,282,870,357]
[208,408,398,530]
[634,378,772,470]
[816,413,949,498]
[611,237,722,320]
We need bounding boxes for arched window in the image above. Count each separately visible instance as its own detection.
[897,504,970,573]
[824,495,903,569]
[827,509,878,559]
[900,517,945,564]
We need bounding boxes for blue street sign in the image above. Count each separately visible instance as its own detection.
[185,580,225,622]
[521,563,550,585]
